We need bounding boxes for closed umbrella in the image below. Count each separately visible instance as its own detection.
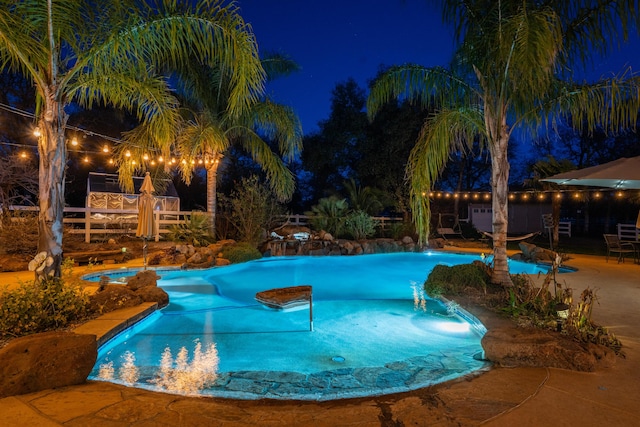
[136,172,156,269]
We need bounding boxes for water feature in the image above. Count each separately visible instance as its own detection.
[86,252,564,400]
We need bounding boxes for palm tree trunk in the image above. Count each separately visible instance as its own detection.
[205,152,222,239]
[486,106,513,287]
[36,101,68,279]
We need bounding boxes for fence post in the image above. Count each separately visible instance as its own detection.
[85,207,91,243]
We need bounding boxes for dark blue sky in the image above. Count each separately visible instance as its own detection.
[239,0,640,134]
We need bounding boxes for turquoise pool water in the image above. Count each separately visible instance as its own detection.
[87,252,559,400]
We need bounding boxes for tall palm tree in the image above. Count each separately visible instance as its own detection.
[119,53,302,237]
[0,0,264,277]
[368,0,640,285]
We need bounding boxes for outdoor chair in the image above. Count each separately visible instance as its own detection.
[603,234,637,263]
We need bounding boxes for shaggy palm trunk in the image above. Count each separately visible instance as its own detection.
[486,106,513,286]
[205,152,222,240]
[36,102,69,279]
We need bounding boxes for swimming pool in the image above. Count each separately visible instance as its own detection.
[87,252,556,400]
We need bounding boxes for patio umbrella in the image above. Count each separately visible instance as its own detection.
[136,172,156,269]
[542,156,640,233]
[541,156,640,189]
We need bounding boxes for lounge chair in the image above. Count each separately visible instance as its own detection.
[603,234,637,263]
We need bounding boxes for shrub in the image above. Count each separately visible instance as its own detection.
[423,263,490,297]
[219,242,262,264]
[344,210,378,240]
[0,276,89,339]
[220,176,285,244]
[385,220,415,240]
[167,212,214,247]
[306,196,349,237]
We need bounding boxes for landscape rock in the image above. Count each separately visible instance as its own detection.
[0,331,97,398]
[134,286,169,308]
[481,327,616,372]
[88,285,143,314]
[126,270,160,291]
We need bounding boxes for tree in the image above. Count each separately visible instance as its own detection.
[119,53,302,238]
[302,79,368,200]
[368,0,640,285]
[0,0,264,277]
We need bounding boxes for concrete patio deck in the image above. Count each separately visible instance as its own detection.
[1,249,639,426]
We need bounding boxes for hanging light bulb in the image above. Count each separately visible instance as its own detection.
[71,138,78,146]
[108,158,114,165]
[125,150,131,157]
[143,153,149,161]
[33,128,41,137]
[20,151,27,159]
[83,155,89,163]
[102,145,109,153]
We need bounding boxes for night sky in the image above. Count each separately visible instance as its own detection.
[239,0,640,134]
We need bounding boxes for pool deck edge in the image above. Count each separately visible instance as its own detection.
[73,302,158,347]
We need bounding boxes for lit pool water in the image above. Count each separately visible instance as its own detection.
[87,252,560,400]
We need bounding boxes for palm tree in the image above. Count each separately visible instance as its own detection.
[0,0,264,277]
[368,0,640,285]
[119,53,302,238]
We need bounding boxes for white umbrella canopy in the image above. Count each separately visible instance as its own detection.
[136,172,157,268]
[541,156,640,189]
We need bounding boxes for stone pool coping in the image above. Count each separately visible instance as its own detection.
[81,297,490,401]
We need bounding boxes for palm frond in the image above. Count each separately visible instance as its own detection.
[407,106,486,243]
[248,99,303,160]
[236,131,296,201]
[260,51,301,81]
[367,64,479,120]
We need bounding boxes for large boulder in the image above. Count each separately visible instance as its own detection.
[0,331,97,398]
[88,285,143,314]
[126,270,160,291]
[135,286,169,308]
[482,327,616,372]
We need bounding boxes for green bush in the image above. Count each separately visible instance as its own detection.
[220,176,285,244]
[219,242,262,264]
[0,276,89,339]
[344,210,378,240]
[424,263,490,297]
[167,212,215,247]
[385,220,415,240]
[306,196,349,237]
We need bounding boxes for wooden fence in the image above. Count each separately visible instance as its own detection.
[8,207,405,243]
[9,206,192,243]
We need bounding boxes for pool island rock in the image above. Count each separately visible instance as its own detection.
[255,285,312,310]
